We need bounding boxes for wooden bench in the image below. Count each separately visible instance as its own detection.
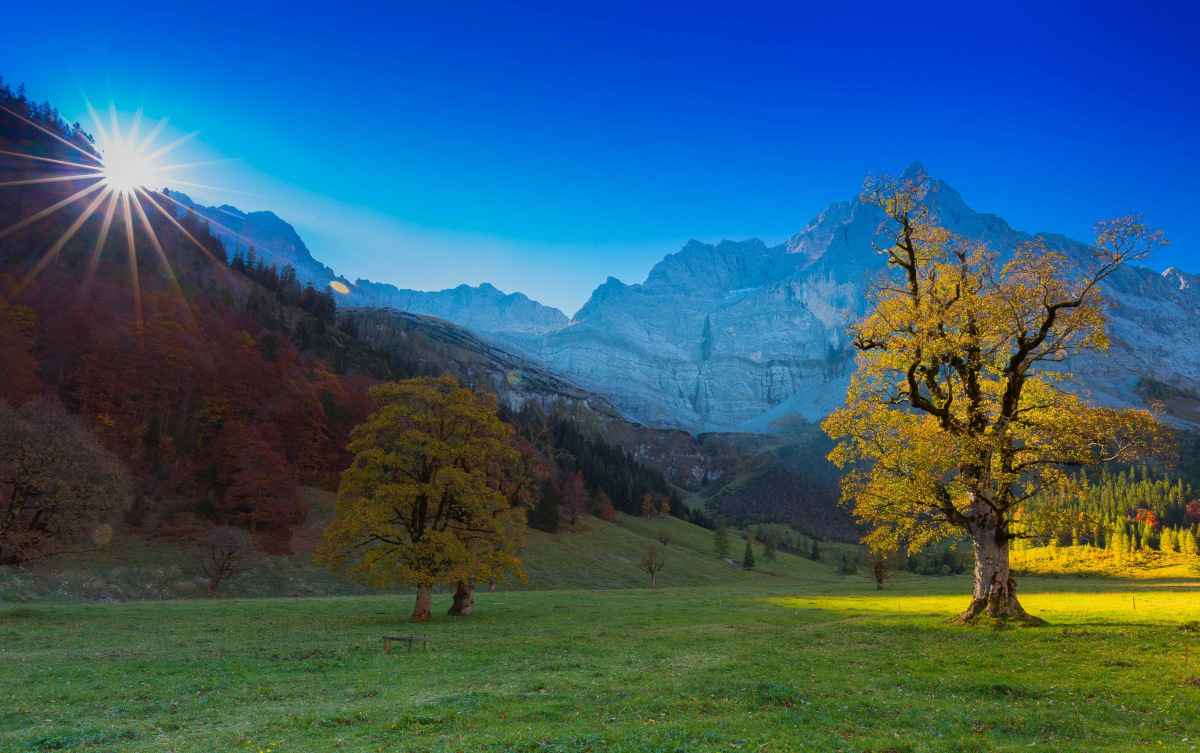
[382,635,428,652]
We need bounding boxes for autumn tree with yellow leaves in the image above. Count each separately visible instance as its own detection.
[823,173,1168,623]
[315,376,526,621]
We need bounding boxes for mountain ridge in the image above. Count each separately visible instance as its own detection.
[502,162,1200,432]
[164,190,568,335]
[169,165,1199,435]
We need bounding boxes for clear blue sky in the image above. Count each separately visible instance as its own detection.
[3,0,1197,315]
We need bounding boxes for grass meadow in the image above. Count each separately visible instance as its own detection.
[2,496,1199,752]
[3,574,1199,752]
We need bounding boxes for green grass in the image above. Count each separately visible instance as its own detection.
[4,495,1200,751]
[517,513,832,590]
[0,489,840,601]
[2,576,1199,752]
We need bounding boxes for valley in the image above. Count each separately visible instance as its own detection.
[2,51,1199,753]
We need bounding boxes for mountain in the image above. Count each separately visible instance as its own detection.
[351,280,568,334]
[500,162,1200,432]
[171,165,1200,436]
[164,190,344,288]
[165,191,567,335]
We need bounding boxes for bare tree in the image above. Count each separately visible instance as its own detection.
[653,527,670,545]
[197,526,260,594]
[867,546,905,590]
[0,398,130,566]
[640,544,666,589]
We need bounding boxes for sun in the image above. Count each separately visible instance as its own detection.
[99,140,159,195]
[0,101,244,322]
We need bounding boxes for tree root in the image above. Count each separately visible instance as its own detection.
[948,596,1048,626]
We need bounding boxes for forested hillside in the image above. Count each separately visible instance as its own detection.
[697,428,856,541]
[0,78,692,562]
[0,82,387,552]
[1019,466,1199,553]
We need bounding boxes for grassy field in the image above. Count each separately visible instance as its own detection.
[3,574,1200,752]
[1011,545,1200,580]
[3,494,1200,751]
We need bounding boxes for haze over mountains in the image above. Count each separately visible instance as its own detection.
[167,191,569,335]
[177,163,1200,434]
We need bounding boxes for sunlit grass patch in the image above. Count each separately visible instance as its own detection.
[769,581,1200,625]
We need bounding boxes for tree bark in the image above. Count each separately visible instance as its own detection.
[956,499,1045,624]
[448,580,474,616]
[411,584,433,622]
[650,572,657,589]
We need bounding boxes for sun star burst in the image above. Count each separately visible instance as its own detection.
[99,140,160,195]
[0,102,239,320]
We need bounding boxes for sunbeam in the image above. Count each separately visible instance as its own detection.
[82,192,119,296]
[119,192,141,321]
[12,188,111,299]
[130,188,196,327]
[0,100,238,323]
[0,103,104,166]
[154,190,269,256]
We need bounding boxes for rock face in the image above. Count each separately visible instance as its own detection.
[351,280,568,334]
[503,162,1200,432]
[166,191,568,335]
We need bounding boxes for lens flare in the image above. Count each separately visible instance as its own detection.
[506,369,523,387]
[330,280,350,294]
[92,523,114,546]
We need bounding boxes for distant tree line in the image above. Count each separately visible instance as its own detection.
[0,73,95,154]
[1016,466,1200,555]
[503,405,696,533]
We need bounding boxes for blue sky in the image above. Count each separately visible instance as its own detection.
[3,0,1197,315]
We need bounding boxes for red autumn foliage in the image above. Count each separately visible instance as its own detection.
[593,491,618,523]
[559,471,590,525]
[1186,500,1200,525]
[0,122,381,550]
[1132,508,1162,532]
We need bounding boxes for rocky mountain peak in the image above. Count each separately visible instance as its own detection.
[508,166,1200,432]
[1163,267,1197,290]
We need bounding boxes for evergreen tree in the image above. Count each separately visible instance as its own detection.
[1181,528,1200,557]
[841,549,858,574]
[810,541,820,561]
[1161,527,1177,553]
[528,478,560,533]
[762,531,777,562]
[742,539,755,570]
[714,515,730,559]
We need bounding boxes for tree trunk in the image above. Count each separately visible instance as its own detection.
[488,578,496,593]
[448,580,474,616]
[411,584,433,622]
[956,505,1045,625]
[650,572,657,589]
